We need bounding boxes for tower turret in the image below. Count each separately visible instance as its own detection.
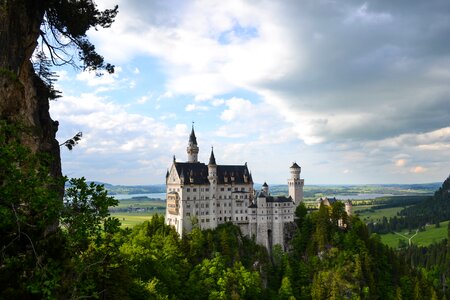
[345,200,352,216]
[187,124,199,163]
[208,147,217,181]
[288,162,304,205]
[262,182,269,195]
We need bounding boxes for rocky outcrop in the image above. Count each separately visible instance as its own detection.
[0,1,61,181]
[0,61,61,182]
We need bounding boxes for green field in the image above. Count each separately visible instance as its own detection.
[380,221,449,248]
[112,213,155,228]
[355,206,405,223]
[351,200,448,248]
[109,197,166,228]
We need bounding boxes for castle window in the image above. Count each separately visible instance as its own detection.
[235,187,238,191]
[187,188,190,192]
[241,187,245,191]
[235,217,238,221]
[240,210,243,213]
[220,188,224,191]
[235,210,238,213]
[206,218,210,222]
[186,212,190,216]
[244,195,247,199]
[206,196,209,200]
[206,188,209,191]
[201,204,204,208]
[201,219,204,223]
[275,217,278,220]
[195,204,198,208]
[227,188,231,191]
[245,210,247,213]
[187,197,190,200]
[193,197,197,200]
[187,204,190,208]
[193,188,197,192]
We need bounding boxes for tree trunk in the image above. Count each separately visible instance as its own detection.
[0,0,61,181]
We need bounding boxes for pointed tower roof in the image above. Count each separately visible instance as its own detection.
[262,182,268,187]
[189,123,197,144]
[290,162,300,169]
[209,147,216,165]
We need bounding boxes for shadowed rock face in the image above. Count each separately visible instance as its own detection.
[0,1,61,182]
[0,61,62,183]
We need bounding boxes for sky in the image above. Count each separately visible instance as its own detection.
[49,0,450,185]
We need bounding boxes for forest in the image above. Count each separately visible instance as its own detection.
[1,134,448,298]
[368,177,450,234]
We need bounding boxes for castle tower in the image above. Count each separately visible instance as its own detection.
[288,162,304,205]
[345,200,352,216]
[208,147,217,182]
[187,125,199,163]
[262,182,269,195]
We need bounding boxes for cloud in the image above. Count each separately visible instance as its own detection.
[185,103,209,112]
[91,0,450,146]
[76,66,122,86]
[64,0,450,184]
[137,95,150,104]
[395,159,407,167]
[220,97,252,121]
[410,166,427,174]
[50,93,190,183]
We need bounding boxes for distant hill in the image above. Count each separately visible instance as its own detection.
[79,181,441,197]
[86,182,166,195]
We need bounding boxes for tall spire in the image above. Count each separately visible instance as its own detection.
[209,146,216,165]
[187,122,199,163]
[189,122,197,145]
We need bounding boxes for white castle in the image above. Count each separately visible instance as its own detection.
[165,126,304,250]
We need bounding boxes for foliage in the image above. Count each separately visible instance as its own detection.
[2,121,445,298]
[0,121,63,298]
[368,177,450,234]
[39,0,118,73]
[32,51,61,100]
[0,124,127,298]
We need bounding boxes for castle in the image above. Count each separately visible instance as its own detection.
[165,126,304,250]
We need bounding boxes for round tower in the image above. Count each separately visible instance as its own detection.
[262,182,269,195]
[288,162,304,205]
[187,124,199,163]
[345,200,352,216]
[290,162,301,179]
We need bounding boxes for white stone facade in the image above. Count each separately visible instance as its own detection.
[165,126,304,251]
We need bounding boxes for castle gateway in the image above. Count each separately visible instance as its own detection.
[165,126,304,250]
